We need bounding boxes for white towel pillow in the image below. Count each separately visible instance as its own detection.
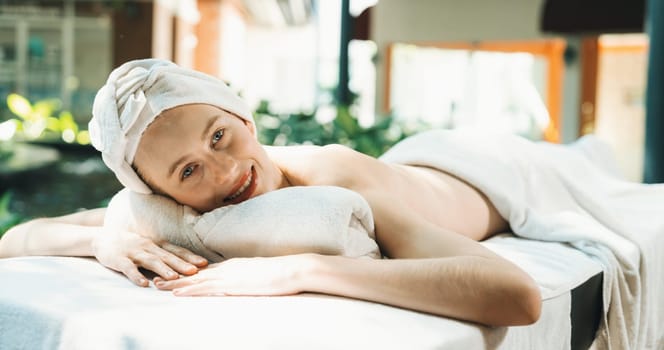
[104,186,381,262]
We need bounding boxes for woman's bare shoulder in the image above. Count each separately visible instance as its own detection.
[265,144,396,189]
[264,143,356,158]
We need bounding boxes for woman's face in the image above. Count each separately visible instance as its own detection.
[133,103,284,212]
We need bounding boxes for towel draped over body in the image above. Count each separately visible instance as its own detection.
[379,130,664,350]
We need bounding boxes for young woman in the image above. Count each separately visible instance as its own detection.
[0,59,541,327]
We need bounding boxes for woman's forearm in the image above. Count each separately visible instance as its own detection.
[0,207,208,287]
[0,209,105,258]
[303,254,542,327]
[0,218,100,258]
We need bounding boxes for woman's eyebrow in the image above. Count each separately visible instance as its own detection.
[168,155,188,179]
[200,116,219,142]
[167,115,221,178]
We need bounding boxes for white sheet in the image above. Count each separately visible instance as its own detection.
[379,130,664,349]
[0,233,601,350]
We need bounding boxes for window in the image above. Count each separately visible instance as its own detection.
[385,39,566,142]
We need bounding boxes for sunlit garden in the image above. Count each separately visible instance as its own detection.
[0,93,121,231]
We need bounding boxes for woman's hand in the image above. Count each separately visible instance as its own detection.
[153,254,316,296]
[92,228,208,287]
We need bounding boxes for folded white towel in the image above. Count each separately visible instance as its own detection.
[104,186,381,262]
[89,59,254,194]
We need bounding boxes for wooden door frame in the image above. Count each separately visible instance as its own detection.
[579,36,599,137]
[579,35,649,137]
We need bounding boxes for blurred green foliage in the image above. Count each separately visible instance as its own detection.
[255,101,428,157]
[0,140,11,161]
[2,93,90,146]
[0,191,22,238]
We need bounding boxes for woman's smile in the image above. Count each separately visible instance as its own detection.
[223,166,258,205]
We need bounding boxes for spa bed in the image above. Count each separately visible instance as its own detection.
[0,233,603,350]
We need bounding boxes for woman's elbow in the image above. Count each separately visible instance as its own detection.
[0,220,37,258]
[0,227,16,258]
[510,276,542,326]
[485,269,542,327]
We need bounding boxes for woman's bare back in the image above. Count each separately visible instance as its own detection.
[386,164,509,240]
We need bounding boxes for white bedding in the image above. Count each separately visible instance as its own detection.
[0,234,601,350]
[380,130,664,349]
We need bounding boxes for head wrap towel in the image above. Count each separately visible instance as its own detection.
[89,59,254,194]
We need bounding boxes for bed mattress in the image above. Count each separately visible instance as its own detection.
[0,234,603,350]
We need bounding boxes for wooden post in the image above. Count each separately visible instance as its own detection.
[644,0,664,183]
[337,0,351,106]
[579,37,598,136]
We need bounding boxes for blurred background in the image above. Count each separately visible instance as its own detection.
[0,0,660,234]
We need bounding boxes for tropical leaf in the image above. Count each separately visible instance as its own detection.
[58,111,78,133]
[0,191,11,211]
[7,94,33,119]
[33,99,61,121]
[46,117,61,132]
[76,130,91,145]
[0,119,18,141]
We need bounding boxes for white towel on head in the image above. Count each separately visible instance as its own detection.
[89,58,254,194]
[104,186,381,261]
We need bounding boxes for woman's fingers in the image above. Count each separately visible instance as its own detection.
[148,246,198,276]
[161,243,208,268]
[154,274,200,290]
[117,258,150,287]
[173,281,225,296]
[135,241,206,279]
[154,256,306,296]
[93,228,209,285]
[132,251,180,280]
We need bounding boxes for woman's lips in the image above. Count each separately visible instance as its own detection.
[223,166,257,204]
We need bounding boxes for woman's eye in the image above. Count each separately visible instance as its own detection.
[182,165,195,179]
[212,129,224,145]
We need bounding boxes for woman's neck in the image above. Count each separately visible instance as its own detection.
[264,145,320,187]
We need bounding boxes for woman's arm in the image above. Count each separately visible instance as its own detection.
[315,188,541,326]
[309,254,540,326]
[0,208,106,257]
[154,191,541,326]
[154,253,540,326]
[0,208,208,286]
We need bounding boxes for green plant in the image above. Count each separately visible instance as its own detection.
[4,93,90,145]
[0,191,22,238]
[255,101,426,157]
[0,117,17,159]
[0,140,12,161]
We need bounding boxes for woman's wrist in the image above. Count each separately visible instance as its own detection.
[293,253,333,293]
[294,254,364,296]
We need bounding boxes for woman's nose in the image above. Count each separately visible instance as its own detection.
[207,153,238,183]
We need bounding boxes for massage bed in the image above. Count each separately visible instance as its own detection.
[0,233,603,350]
[2,129,662,349]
